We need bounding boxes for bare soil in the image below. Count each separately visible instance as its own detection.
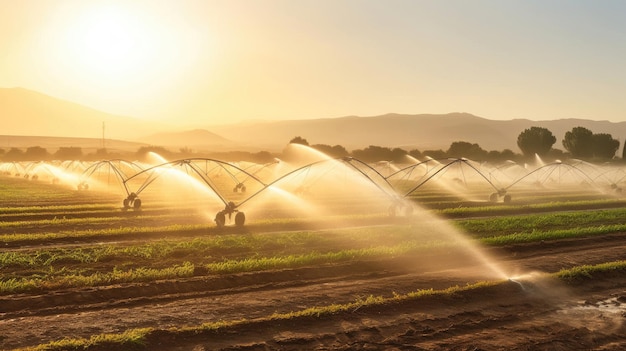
[1,226,626,350]
[0,179,625,350]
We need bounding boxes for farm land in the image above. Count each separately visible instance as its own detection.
[0,162,626,350]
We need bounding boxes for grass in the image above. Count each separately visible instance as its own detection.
[436,198,626,218]
[480,224,626,245]
[455,207,626,236]
[556,260,626,282]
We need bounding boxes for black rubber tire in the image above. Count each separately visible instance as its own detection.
[235,212,245,226]
[133,198,142,209]
[489,193,498,202]
[123,198,130,208]
[503,194,512,203]
[215,212,226,227]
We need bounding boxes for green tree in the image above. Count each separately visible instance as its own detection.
[312,144,349,158]
[24,146,49,161]
[408,149,422,161]
[54,147,83,160]
[351,145,406,162]
[447,141,487,160]
[136,146,172,162]
[562,127,594,158]
[289,136,309,146]
[486,149,519,163]
[517,126,556,157]
[3,148,24,161]
[591,133,619,159]
[421,149,446,159]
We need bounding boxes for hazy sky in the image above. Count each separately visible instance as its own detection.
[2,0,626,125]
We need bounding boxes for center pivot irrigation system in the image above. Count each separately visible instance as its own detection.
[116,157,405,227]
[3,156,625,228]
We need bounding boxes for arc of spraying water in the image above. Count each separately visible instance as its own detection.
[122,158,268,207]
[237,157,400,209]
[502,161,598,191]
[80,160,137,191]
[401,158,504,197]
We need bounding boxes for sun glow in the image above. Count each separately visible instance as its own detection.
[35,1,206,118]
[72,6,156,75]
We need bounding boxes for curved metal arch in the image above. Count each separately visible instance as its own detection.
[60,160,89,174]
[237,156,399,208]
[122,158,268,206]
[592,167,626,186]
[231,160,280,185]
[503,161,598,190]
[343,157,397,196]
[80,159,143,191]
[22,161,42,175]
[485,160,526,181]
[385,158,444,181]
[401,158,503,197]
[1,162,26,175]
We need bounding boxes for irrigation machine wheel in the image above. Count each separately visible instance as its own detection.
[503,194,512,203]
[235,212,246,226]
[489,193,498,202]
[133,198,142,209]
[215,212,226,228]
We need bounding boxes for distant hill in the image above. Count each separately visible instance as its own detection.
[138,129,235,150]
[0,135,146,153]
[211,113,626,153]
[4,87,626,155]
[0,87,164,140]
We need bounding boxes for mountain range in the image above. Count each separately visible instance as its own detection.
[2,87,626,154]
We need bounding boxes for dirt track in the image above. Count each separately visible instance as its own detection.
[1,227,626,350]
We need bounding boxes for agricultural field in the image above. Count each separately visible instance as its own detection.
[1,159,626,350]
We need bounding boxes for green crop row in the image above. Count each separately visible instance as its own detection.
[0,239,452,295]
[456,207,626,236]
[19,260,626,351]
[480,224,626,245]
[0,203,117,214]
[0,223,208,244]
[436,198,626,217]
[3,219,624,294]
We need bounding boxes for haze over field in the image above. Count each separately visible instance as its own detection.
[2,0,626,132]
[5,87,626,153]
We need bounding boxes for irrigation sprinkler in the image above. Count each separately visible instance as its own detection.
[214,201,245,228]
[502,161,600,194]
[123,192,142,210]
[78,160,143,193]
[235,156,411,218]
[122,158,268,225]
[233,183,247,193]
[394,158,514,203]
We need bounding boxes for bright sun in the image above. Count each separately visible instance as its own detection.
[66,4,160,76]
[37,2,204,117]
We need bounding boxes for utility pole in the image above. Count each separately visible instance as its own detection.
[102,121,106,150]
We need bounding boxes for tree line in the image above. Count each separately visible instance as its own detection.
[0,125,621,163]
[517,126,620,159]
